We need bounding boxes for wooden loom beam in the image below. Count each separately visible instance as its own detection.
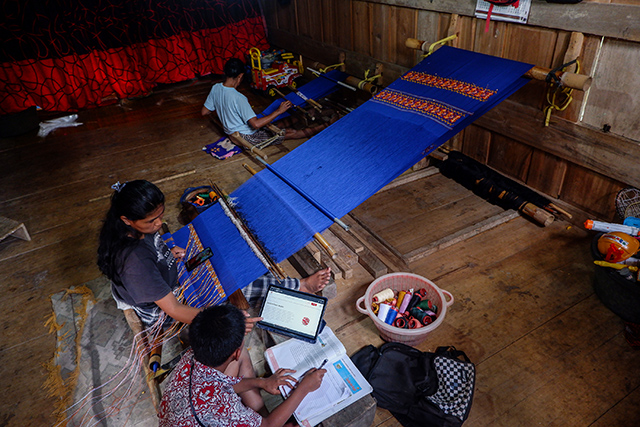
[404,37,592,91]
[302,56,379,95]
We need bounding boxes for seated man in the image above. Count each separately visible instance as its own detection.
[159,305,326,427]
[202,57,332,146]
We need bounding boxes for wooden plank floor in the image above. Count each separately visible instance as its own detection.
[1,78,639,426]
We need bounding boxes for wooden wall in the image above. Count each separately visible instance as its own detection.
[260,0,640,222]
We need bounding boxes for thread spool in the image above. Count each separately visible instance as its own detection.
[149,353,162,373]
[393,315,409,329]
[385,307,399,325]
[416,288,428,299]
[398,292,412,313]
[424,309,437,320]
[397,291,407,308]
[406,294,422,311]
[408,317,421,329]
[409,307,433,326]
[373,288,394,303]
[417,299,438,313]
[371,302,379,315]
[377,303,391,322]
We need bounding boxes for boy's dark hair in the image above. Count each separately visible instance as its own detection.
[224,58,245,78]
[190,305,246,367]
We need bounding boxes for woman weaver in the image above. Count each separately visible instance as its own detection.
[96,179,330,328]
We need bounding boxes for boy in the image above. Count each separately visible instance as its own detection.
[159,305,326,427]
[202,57,333,145]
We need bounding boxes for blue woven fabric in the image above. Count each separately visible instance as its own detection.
[174,46,533,300]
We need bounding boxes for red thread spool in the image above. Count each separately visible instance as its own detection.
[408,317,421,329]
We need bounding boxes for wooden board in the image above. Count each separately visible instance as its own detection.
[582,38,640,142]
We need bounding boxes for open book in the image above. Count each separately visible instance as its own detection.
[264,326,373,427]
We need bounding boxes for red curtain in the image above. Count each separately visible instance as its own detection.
[0,1,269,114]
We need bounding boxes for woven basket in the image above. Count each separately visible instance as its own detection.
[356,272,454,346]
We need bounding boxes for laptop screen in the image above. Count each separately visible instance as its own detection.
[257,284,327,343]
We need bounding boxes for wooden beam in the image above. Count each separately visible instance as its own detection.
[360,0,640,42]
[475,98,640,190]
[403,210,520,264]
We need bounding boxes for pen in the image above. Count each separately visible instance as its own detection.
[317,358,328,370]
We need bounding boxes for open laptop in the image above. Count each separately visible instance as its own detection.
[257,284,328,343]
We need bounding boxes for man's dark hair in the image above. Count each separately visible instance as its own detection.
[190,305,246,367]
[224,58,246,78]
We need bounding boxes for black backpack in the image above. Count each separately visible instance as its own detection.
[352,343,476,427]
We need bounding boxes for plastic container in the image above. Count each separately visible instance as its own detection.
[591,233,640,323]
[356,272,454,346]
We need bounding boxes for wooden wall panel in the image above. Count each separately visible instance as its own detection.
[335,1,354,50]
[454,15,477,52]
[274,0,297,33]
[393,6,417,68]
[295,0,317,40]
[473,20,507,57]
[415,10,440,66]
[352,1,372,57]
[370,2,390,62]
[504,25,558,110]
[321,0,337,46]
[526,151,567,199]
[461,125,491,164]
[487,134,533,184]
[560,163,624,221]
[582,38,640,141]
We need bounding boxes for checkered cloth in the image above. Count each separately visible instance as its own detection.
[427,355,476,420]
[241,273,300,308]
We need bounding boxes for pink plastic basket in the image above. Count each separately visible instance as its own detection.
[356,272,454,346]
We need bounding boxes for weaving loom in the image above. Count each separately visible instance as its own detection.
[256,69,349,122]
[171,46,533,305]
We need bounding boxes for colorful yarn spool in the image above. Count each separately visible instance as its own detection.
[393,315,409,329]
[406,293,422,311]
[416,288,428,299]
[397,291,407,308]
[385,307,399,325]
[373,288,395,303]
[377,302,391,322]
[410,307,433,326]
[408,317,421,329]
[398,291,412,313]
[416,299,438,313]
[372,302,380,315]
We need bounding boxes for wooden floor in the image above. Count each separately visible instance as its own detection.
[1,77,639,427]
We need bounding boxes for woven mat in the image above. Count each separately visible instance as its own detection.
[47,276,172,426]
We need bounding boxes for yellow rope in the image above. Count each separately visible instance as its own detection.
[422,34,458,58]
[318,62,344,73]
[544,60,580,127]
[361,69,381,86]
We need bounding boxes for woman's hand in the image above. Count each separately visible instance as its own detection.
[170,246,186,262]
[261,368,298,395]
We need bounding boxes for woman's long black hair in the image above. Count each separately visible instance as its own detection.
[97,180,165,281]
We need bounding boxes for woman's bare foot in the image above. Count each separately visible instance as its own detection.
[299,268,331,294]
